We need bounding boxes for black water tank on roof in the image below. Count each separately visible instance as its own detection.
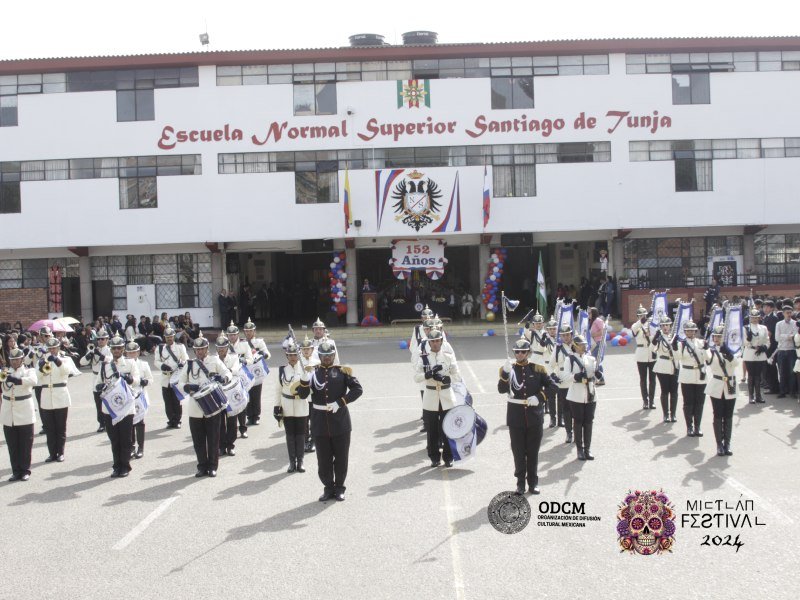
[349,33,386,47]
[402,31,438,45]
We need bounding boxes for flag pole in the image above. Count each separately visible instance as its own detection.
[501,290,510,359]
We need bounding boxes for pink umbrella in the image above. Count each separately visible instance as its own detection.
[28,318,73,333]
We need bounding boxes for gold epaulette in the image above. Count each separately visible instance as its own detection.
[339,366,353,377]
[534,364,548,374]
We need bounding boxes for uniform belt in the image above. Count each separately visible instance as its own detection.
[532,350,544,355]
[637,344,645,347]
[658,355,670,360]
[312,403,337,411]
[281,393,296,400]
[682,365,696,369]
[426,385,450,390]
[713,375,732,381]
[2,394,31,401]
[46,383,67,387]
[507,397,541,406]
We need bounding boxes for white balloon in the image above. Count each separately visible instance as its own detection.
[333,297,340,303]
[487,303,494,310]
[330,262,336,269]
[490,253,497,260]
[337,291,344,297]
[493,266,499,273]
[333,257,340,263]
[340,273,347,280]
[489,275,496,281]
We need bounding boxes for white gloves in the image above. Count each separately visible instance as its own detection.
[327,402,340,414]
[502,359,512,374]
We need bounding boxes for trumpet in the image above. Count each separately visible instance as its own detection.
[39,359,52,375]
[0,369,8,383]
[87,343,95,353]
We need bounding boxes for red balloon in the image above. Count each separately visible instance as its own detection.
[336,303,347,316]
[609,332,617,338]
[618,337,628,346]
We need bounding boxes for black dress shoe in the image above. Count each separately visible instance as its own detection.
[670,416,678,423]
[420,426,427,433]
[648,402,656,409]
[195,469,207,478]
[756,398,766,404]
[515,484,525,495]
[642,402,649,409]
[287,462,297,474]
[584,449,595,460]
[695,429,703,437]
[296,462,305,473]
[39,429,46,436]
[117,471,130,478]
[20,474,30,481]
[134,448,143,459]
[717,445,726,456]
[687,427,695,437]
[253,418,261,425]
[577,448,586,460]
[549,418,557,428]
[227,448,236,456]
[334,492,345,502]
[530,486,541,495]
[97,425,106,433]
[749,398,756,404]
[663,416,670,423]
[565,432,574,444]
[45,456,56,463]
[8,474,20,482]
[110,470,119,478]
[175,422,182,428]
[430,460,441,468]
[240,431,248,438]
[319,490,335,502]
[444,461,453,468]
[56,455,65,462]
[208,470,217,477]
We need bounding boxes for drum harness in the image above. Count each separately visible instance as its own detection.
[568,355,595,403]
[682,339,706,381]
[160,343,181,371]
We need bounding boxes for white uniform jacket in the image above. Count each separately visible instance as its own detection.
[677,338,707,385]
[524,328,552,367]
[98,357,141,417]
[742,323,769,363]
[154,342,189,388]
[704,349,740,400]
[275,363,309,417]
[794,333,800,373]
[651,332,679,376]
[413,350,462,411]
[80,345,112,376]
[38,356,73,410]
[231,339,253,365]
[566,353,598,404]
[549,343,575,389]
[631,320,655,363]
[244,336,271,362]
[177,356,232,419]
[132,359,153,397]
[0,366,37,426]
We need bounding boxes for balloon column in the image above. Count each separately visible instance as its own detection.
[482,248,508,318]
[329,251,347,318]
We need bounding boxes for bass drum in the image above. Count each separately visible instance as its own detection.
[442,404,487,445]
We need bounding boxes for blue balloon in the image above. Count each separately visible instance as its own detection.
[518,327,524,336]
[399,340,408,350]
[487,329,495,336]
[497,262,503,269]
[606,332,611,340]
[611,337,619,346]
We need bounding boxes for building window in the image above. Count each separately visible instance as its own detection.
[671,72,710,104]
[754,234,800,284]
[119,176,157,209]
[117,89,155,122]
[0,181,21,213]
[490,76,534,109]
[293,83,337,116]
[0,96,18,127]
[675,157,712,191]
[295,161,338,204]
[154,253,212,309]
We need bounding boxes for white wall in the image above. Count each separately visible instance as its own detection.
[2,55,800,251]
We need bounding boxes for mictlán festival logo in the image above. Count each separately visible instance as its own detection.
[616,489,676,555]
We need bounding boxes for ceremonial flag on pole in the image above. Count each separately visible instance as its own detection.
[343,169,352,234]
[482,165,491,228]
[504,296,520,311]
[536,251,547,315]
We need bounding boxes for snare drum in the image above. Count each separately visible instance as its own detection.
[442,404,488,461]
[191,382,227,417]
[222,379,248,416]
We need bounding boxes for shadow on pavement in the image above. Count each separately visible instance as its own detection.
[9,476,114,505]
[368,465,473,497]
[214,471,287,500]
[373,419,421,437]
[104,473,202,506]
[681,456,730,491]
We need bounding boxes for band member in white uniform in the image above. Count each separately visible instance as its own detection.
[411,317,454,433]
[178,334,231,477]
[311,318,340,364]
[2,348,37,481]
[706,325,740,457]
[409,305,435,357]
[154,327,188,429]
[413,329,461,467]
[227,322,252,438]
[549,325,575,443]
[38,337,73,463]
[215,335,241,456]
[28,326,52,435]
[742,309,769,404]
[79,329,111,432]
[274,342,309,473]
[651,316,679,423]
[542,319,558,427]
[676,321,707,437]
[299,337,318,453]
[126,342,151,459]
[96,336,140,477]
[631,305,656,409]
[566,335,598,461]
[242,318,271,426]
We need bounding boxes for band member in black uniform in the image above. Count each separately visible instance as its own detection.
[498,338,555,495]
[297,342,363,502]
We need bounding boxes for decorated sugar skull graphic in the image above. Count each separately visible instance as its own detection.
[616,490,676,555]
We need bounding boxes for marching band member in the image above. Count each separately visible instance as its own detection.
[743,309,769,404]
[96,336,140,477]
[706,326,740,456]
[38,337,73,462]
[274,342,309,473]
[651,316,679,423]
[126,342,151,459]
[676,321,707,437]
[297,341,363,501]
[411,317,454,433]
[523,312,548,367]
[227,321,252,438]
[413,329,461,468]
[311,317,341,364]
[215,335,241,457]
[566,335,598,461]
[28,326,52,434]
[774,305,798,398]
[498,337,555,495]
[549,325,575,443]
[1,348,37,481]
[80,329,111,432]
[631,305,656,409]
[154,327,188,429]
[409,305,435,356]
[299,336,318,453]
[542,319,558,427]
[178,334,232,478]
[242,318,271,426]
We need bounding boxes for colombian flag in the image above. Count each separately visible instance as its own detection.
[344,169,352,234]
[482,165,491,228]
